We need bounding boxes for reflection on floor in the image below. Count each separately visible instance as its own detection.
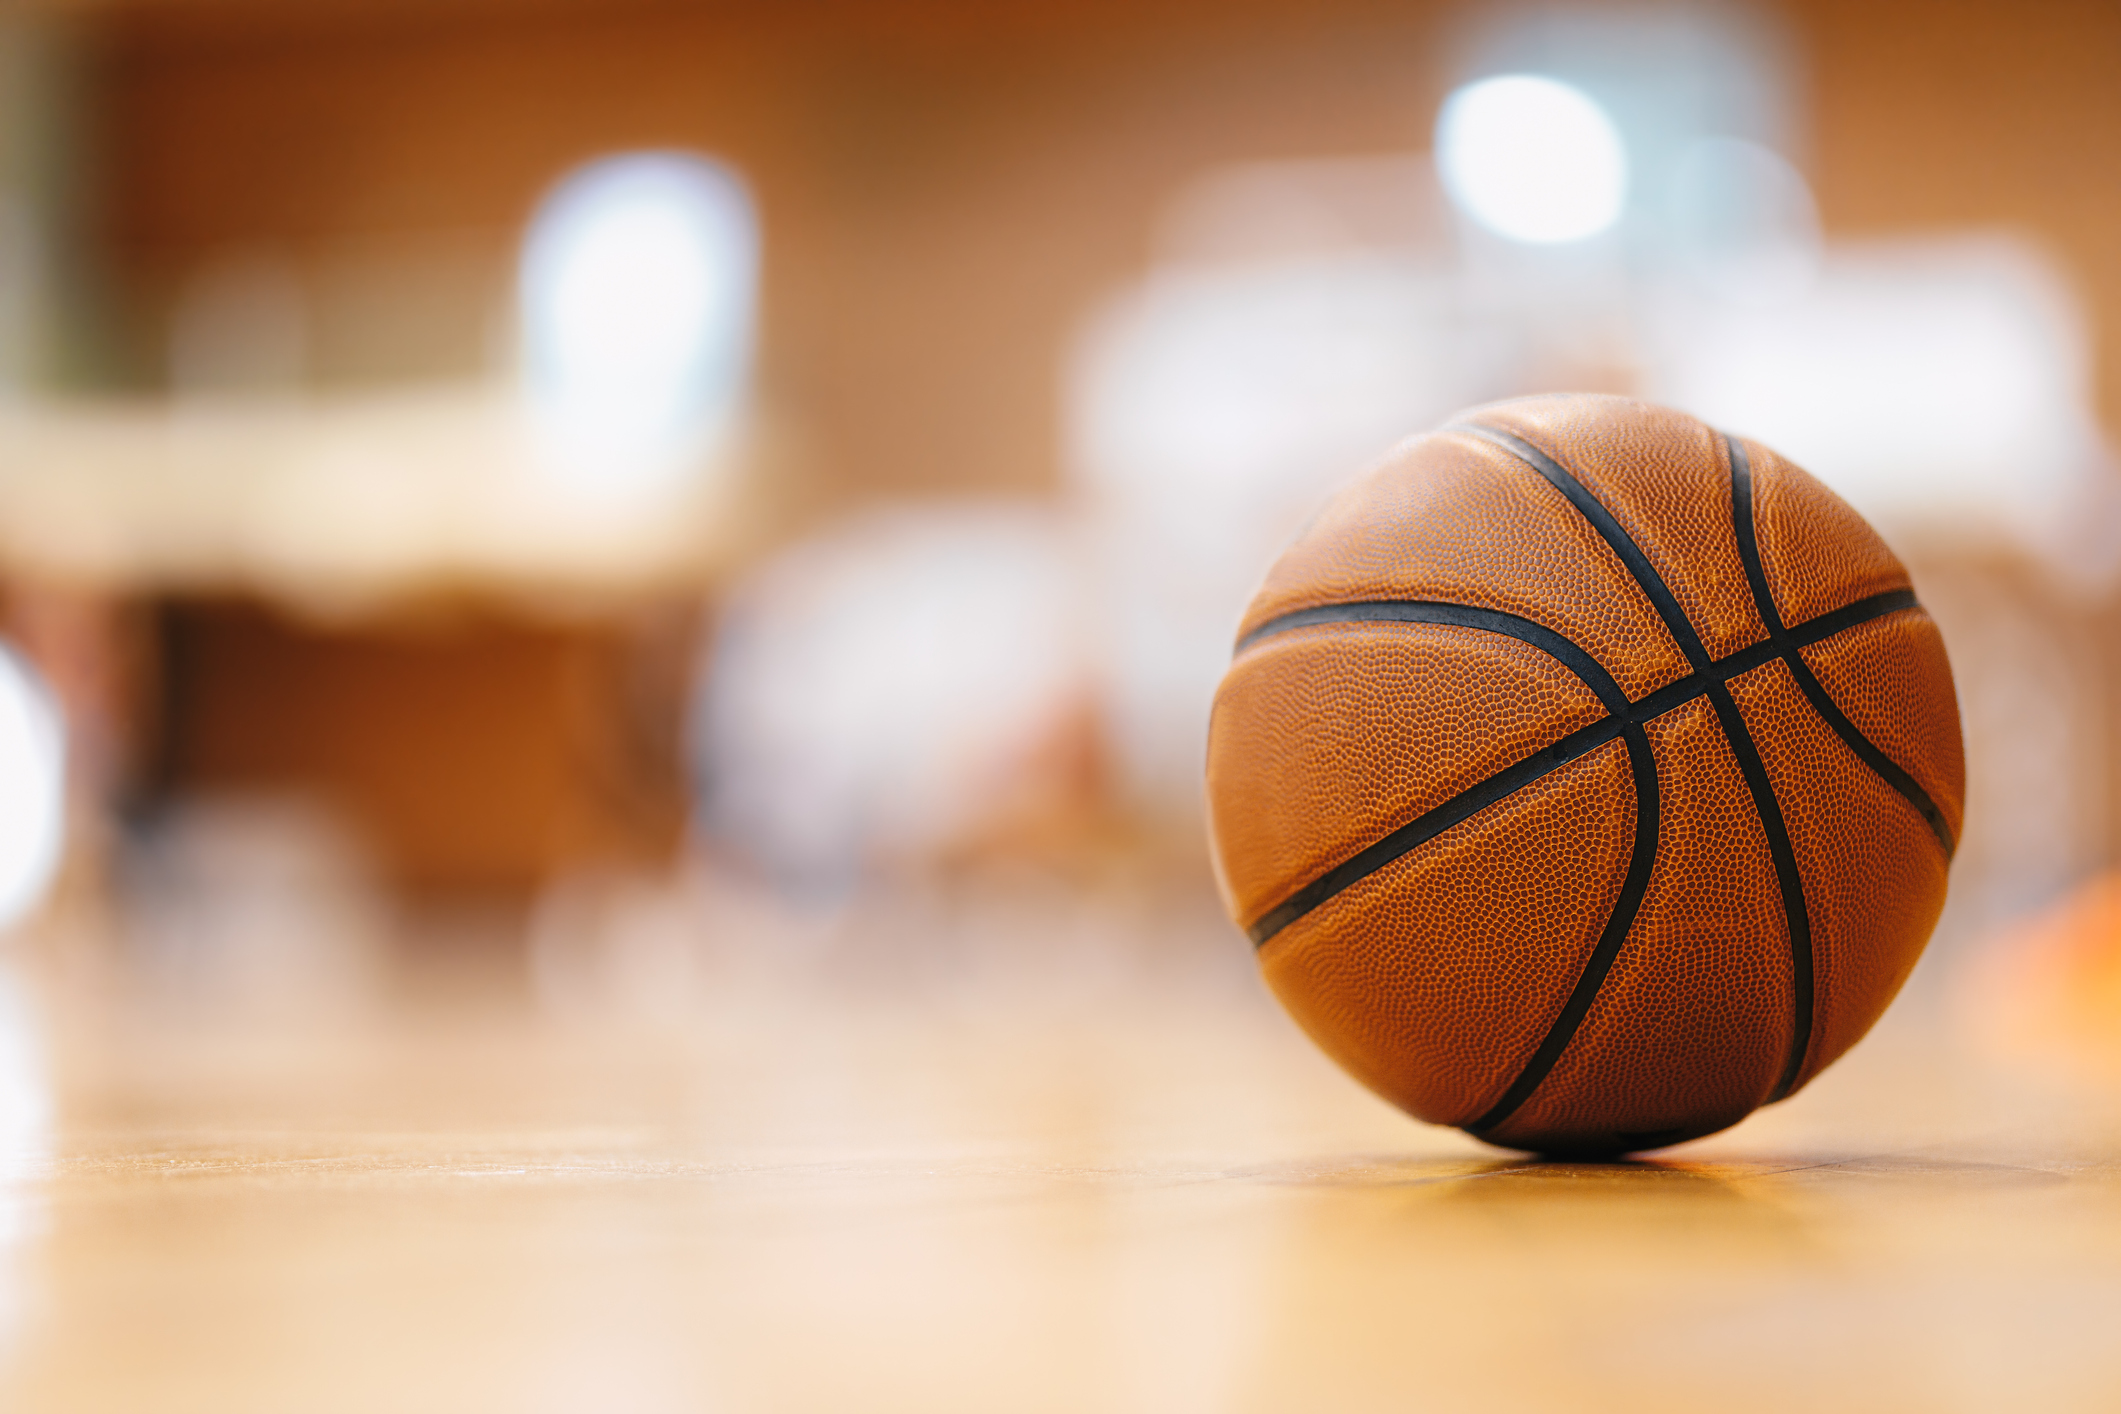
[0,873,2115,1414]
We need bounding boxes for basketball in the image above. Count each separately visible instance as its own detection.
[1206,394,1965,1155]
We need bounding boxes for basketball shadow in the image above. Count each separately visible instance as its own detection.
[1229,1154,1525,1189]
[1415,1155,1821,1251]
[1231,1152,1742,1199]
[1454,1154,1748,1197]
[1241,1151,1812,1255]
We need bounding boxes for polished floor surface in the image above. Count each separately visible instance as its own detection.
[0,901,2114,1414]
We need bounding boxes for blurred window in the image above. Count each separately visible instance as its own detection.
[1436,76,1626,244]
[519,152,758,497]
[1444,4,1798,238]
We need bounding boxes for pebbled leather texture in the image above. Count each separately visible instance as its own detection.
[1479,695,1791,1152]
[1259,739,1636,1129]
[1724,657,1951,1092]
[1241,431,1691,703]
[1472,400,1770,664]
[1207,393,1965,1155]
[1796,610,1966,843]
[1742,435,1912,630]
[1207,623,1608,928]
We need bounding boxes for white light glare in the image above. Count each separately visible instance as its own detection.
[520,152,758,496]
[1436,75,1628,244]
[0,649,62,933]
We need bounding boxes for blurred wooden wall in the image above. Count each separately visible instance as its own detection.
[39,0,2121,891]
[74,0,2121,491]
[88,0,1446,506]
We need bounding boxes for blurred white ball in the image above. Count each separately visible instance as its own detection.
[694,505,1085,887]
[0,648,63,932]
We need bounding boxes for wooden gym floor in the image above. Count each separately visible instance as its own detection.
[0,892,2114,1413]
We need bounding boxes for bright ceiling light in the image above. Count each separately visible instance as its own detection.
[1436,75,1628,244]
[520,152,757,497]
[0,648,63,933]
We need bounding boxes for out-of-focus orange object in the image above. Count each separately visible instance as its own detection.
[1962,872,2121,1078]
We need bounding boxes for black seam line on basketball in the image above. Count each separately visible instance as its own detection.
[1237,588,1915,688]
[1447,422,1716,673]
[1464,722,1659,1135]
[1238,590,1920,948]
[1708,675,1815,1106]
[1237,602,1637,949]
[1723,432,1815,1103]
[1234,601,1629,715]
[1724,434,1955,861]
[1465,681,1795,1137]
[1449,420,1806,1132]
[1245,715,1628,946]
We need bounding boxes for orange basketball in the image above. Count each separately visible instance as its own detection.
[1206,394,1964,1155]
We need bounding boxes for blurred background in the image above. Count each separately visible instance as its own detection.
[0,0,2113,1405]
[0,0,2105,1054]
